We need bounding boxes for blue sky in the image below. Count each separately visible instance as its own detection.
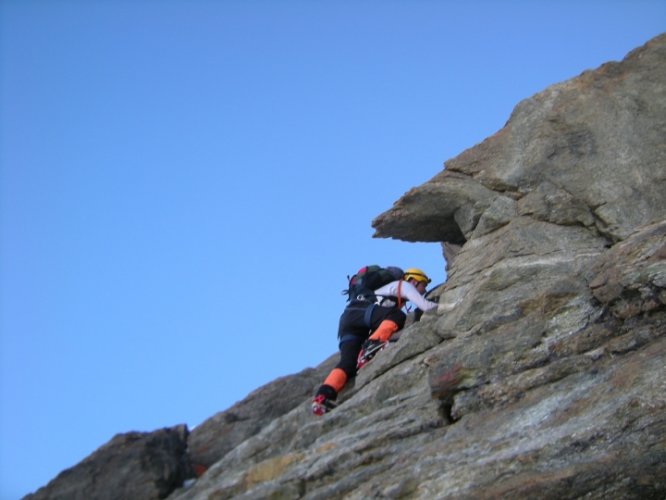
[1,1,663,498]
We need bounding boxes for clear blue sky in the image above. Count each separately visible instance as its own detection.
[1,1,663,498]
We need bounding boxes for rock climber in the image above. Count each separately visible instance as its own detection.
[312,267,438,416]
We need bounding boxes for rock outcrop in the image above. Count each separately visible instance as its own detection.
[25,33,666,500]
[25,426,191,500]
[186,360,338,474]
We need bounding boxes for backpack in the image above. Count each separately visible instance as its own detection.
[343,265,404,302]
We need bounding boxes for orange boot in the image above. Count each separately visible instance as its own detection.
[312,368,347,416]
[322,368,348,393]
[358,320,400,369]
[368,320,399,343]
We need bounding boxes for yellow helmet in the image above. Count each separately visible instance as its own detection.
[403,268,431,284]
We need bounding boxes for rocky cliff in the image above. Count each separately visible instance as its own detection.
[26,34,665,500]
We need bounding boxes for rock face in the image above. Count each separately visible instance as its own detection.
[25,426,191,500]
[373,35,666,246]
[186,360,338,473]
[25,34,666,500]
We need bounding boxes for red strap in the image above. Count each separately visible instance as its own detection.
[397,280,403,309]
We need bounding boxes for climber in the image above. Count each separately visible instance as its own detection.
[311,267,438,416]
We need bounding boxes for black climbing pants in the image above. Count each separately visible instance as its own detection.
[334,301,406,378]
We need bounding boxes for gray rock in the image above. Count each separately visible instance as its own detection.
[590,220,666,319]
[187,357,338,472]
[373,34,666,245]
[24,425,191,500]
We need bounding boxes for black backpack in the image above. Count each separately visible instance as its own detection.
[343,265,404,302]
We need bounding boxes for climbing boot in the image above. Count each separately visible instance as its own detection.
[311,385,338,416]
[311,394,338,416]
[357,339,388,369]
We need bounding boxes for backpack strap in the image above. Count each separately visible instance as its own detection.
[363,303,376,329]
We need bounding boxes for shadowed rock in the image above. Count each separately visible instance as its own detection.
[24,426,191,500]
